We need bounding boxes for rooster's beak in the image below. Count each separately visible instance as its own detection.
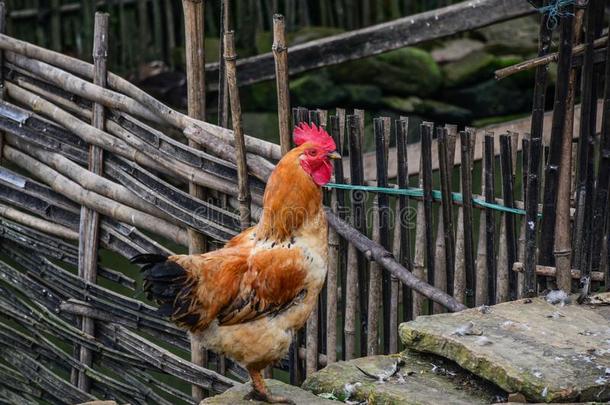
[327,151,341,160]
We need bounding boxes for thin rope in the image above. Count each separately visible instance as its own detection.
[324,182,535,217]
[537,0,576,30]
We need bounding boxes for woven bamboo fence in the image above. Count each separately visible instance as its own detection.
[0,0,609,403]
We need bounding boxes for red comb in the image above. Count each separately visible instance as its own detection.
[293,122,336,151]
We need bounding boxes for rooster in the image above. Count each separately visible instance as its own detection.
[131,123,340,404]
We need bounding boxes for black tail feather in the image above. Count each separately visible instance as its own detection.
[130,253,168,265]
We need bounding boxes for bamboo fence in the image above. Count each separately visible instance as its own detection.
[0,1,608,404]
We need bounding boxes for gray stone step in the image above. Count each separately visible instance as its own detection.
[200,379,333,404]
[302,351,506,404]
[400,297,610,403]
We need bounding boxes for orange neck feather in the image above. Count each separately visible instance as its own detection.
[257,145,322,241]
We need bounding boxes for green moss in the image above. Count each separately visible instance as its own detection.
[328,47,441,97]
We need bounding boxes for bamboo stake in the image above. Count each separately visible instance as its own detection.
[225,32,251,230]
[377,117,391,353]
[76,14,107,391]
[273,14,291,155]
[539,6,575,271]
[421,122,435,314]
[182,0,208,396]
[517,135,530,298]
[433,125,456,313]
[484,133,497,304]
[217,0,230,128]
[555,8,584,292]
[461,129,476,306]
[498,134,517,302]
[473,158,487,305]
[367,194,381,356]
[395,118,412,323]
[412,143,427,318]
[581,0,607,284]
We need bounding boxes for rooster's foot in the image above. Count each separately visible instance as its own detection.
[243,389,296,404]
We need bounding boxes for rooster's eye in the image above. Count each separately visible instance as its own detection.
[307,149,318,157]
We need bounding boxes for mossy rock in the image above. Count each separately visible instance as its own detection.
[328,47,441,97]
[400,297,610,402]
[303,352,505,404]
[476,15,540,55]
[444,78,532,118]
[290,72,347,108]
[442,50,496,88]
[202,379,333,404]
[382,96,472,124]
[341,84,383,107]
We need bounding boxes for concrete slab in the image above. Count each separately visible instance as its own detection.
[200,379,333,404]
[400,298,610,402]
[302,352,505,404]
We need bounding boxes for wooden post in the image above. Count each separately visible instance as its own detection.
[461,129,476,307]
[555,7,584,292]
[396,118,412,323]
[224,32,251,231]
[182,0,208,399]
[217,0,230,128]
[326,114,343,364]
[273,14,291,155]
[76,12,108,393]
[484,133,497,304]
[421,122,435,313]
[499,134,518,300]
[433,125,456,313]
[539,5,575,272]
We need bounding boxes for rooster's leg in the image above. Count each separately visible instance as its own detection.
[244,368,296,404]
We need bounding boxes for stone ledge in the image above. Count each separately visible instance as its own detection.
[303,352,504,405]
[400,298,610,403]
[200,379,333,404]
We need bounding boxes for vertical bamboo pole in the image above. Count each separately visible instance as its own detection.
[474,147,487,305]
[379,117,391,354]
[353,109,367,356]
[590,18,610,285]
[367,117,390,355]
[554,8,584,292]
[433,125,456,313]
[345,114,365,359]
[412,130,428,318]
[517,135,530,298]
[224,32,251,231]
[539,6,575,274]
[335,108,348,361]
[484,133,497,304]
[574,0,603,276]
[182,0,207,399]
[396,118,412,324]
[367,194,381,355]
[273,14,291,155]
[75,12,108,393]
[523,1,552,296]
[461,129,476,307]
[217,0,230,128]
[499,134,517,301]
[326,115,344,365]
[421,122,435,314]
